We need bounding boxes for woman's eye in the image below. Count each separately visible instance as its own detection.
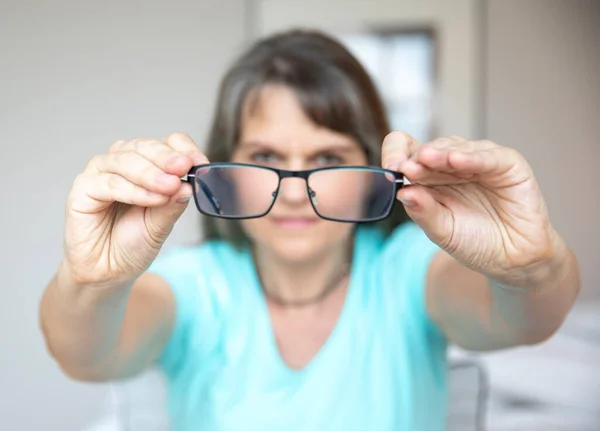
[315,153,343,166]
[251,152,279,164]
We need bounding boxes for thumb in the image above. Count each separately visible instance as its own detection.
[145,182,193,243]
[396,185,453,248]
[381,131,420,171]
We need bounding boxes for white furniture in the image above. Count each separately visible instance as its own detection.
[83,357,489,431]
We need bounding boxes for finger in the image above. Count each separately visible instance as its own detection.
[415,139,497,174]
[399,136,480,185]
[85,152,182,196]
[145,182,194,241]
[399,136,469,185]
[419,136,466,154]
[413,136,498,169]
[111,138,200,177]
[164,133,208,165]
[400,158,475,186]
[131,139,195,177]
[413,136,471,164]
[395,184,453,248]
[381,131,420,171]
[415,147,473,174]
[419,145,526,186]
[403,136,465,166]
[70,173,171,214]
[448,146,531,187]
[108,139,128,154]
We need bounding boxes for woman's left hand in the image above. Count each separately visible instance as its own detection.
[382,132,564,286]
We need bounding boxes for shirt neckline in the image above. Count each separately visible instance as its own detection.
[241,227,375,377]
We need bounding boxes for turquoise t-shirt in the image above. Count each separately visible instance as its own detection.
[147,221,448,430]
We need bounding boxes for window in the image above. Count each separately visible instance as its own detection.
[339,30,437,143]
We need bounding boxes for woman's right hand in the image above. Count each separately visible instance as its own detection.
[61,133,207,288]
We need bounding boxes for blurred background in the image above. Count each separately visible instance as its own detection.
[1,0,598,430]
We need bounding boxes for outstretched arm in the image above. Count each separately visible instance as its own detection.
[426,242,579,351]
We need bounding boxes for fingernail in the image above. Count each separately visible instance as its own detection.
[176,196,191,204]
[385,161,401,171]
[398,198,415,206]
[191,154,209,165]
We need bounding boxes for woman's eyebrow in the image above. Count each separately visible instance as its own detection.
[308,142,358,153]
[239,139,358,153]
[237,140,279,150]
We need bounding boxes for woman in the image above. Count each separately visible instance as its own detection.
[40,29,580,430]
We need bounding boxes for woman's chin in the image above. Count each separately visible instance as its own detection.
[258,232,354,266]
[267,237,327,264]
[242,220,355,264]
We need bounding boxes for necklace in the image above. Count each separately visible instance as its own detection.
[260,265,351,308]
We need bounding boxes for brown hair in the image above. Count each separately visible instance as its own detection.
[202,29,409,246]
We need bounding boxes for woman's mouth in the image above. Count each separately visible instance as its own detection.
[270,216,319,229]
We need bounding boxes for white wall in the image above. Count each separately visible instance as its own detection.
[486,0,600,302]
[0,0,598,430]
[0,1,247,429]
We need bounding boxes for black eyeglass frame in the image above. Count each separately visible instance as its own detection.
[183,162,405,223]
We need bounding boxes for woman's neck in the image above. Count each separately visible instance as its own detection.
[252,240,353,307]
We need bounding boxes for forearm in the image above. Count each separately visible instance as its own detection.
[488,243,580,344]
[429,238,581,351]
[39,262,132,380]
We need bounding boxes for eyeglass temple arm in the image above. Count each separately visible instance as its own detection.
[183,171,222,215]
[196,178,222,215]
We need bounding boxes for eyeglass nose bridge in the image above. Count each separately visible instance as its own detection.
[268,169,323,210]
[274,171,312,201]
[277,169,311,180]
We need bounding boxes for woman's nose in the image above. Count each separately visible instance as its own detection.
[278,177,308,204]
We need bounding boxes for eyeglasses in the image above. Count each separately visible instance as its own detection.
[184,162,405,223]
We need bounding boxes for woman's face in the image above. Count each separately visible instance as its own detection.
[230,85,370,264]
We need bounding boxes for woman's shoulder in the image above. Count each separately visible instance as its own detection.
[147,239,248,283]
[146,239,252,323]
